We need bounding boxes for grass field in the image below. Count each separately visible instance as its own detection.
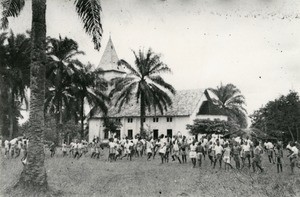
[1,149,300,197]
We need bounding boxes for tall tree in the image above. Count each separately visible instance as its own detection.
[206,83,248,128]
[111,49,175,136]
[72,63,109,138]
[0,31,30,139]
[45,36,84,144]
[250,91,300,143]
[1,0,103,191]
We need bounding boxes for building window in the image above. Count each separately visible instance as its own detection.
[128,118,133,123]
[167,117,173,122]
[167,129,173,138]
[104,130,109,139]
[128,129,133,139]
[153,129,159,139]
[153,117,159,122]
[115,130,120,138]
[116,118,121,122]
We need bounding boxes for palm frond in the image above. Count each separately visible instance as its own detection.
[1,0,25,29]
[149,75,176,94]
[118,59,141,78]
[74,0,102,50]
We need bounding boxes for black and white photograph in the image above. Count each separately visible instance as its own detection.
[0,0,300,196]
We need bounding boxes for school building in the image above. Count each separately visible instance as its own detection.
[88,37,227,142]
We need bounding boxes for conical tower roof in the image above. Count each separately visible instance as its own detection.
[98,36,124,72]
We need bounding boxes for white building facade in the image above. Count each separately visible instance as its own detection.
[88,38,227,142]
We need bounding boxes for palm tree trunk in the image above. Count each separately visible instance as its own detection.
[296,124,299,142]
[0,82,9,138]
[16,0,48,190]
[140,92,145,137]
[9,89,14,139]
[80,96,84,139]
[56,99,62,145]
[288,126,295,142]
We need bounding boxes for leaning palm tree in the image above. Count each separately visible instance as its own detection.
[1,0,102,190]
[206,83,248,128]
[111,49,175,136]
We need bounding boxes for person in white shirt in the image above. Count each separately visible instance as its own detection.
[241,141,251,169]
[202,137,208,159]
[288,142,299,174]
[69,141,75,157]
[10,138,18,157]
[159,136,167,164]
[146,138,154,161]
[108,139,116,162]
[4,139,10,158]
[213,141,224,169]
[73,141,80,159]
[171,138,181,163]
[115,141,122,160]
[121,139,133,161]
[15,139,23,158]
[189,140,197,168]
[266,141,275,164]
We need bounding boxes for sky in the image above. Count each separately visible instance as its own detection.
[1,0,300,124]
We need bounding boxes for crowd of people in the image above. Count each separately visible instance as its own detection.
[1,134,299,175]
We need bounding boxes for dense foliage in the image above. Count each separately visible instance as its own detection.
[103,118,122,138]
[0,32,108,141]
[0,31,30,139]
[250,91,300,143]
[186,118,241,137]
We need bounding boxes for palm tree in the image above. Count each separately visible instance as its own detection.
[45,36,85,144]
[1,0,103,190]
[72,63,109,138]
[0,31,30,139]
[206,83,248,128]
[111,49,175,136]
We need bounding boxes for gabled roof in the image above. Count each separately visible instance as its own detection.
[92,89,205,118]
[98,36,125,72]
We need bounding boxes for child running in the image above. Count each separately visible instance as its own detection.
[252,141,264,173]
[274,143,283,173]
[180,137,187,163]
[196,141,204,168]
[287,142,299,175]
[213,141,223,169]
[146,138,154,161]
[171,137,181,163]
[189,140,197,168]
[108,138,116,162]
[223,144,233,170]
[232,141,241,169]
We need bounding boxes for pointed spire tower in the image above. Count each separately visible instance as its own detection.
[98,35,126,85]
[98,35,125,73]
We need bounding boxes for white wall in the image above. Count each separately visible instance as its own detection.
[196,115,228,121]
[89,114,228,141]
[88,119,102,142]
[89,116,193,140]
